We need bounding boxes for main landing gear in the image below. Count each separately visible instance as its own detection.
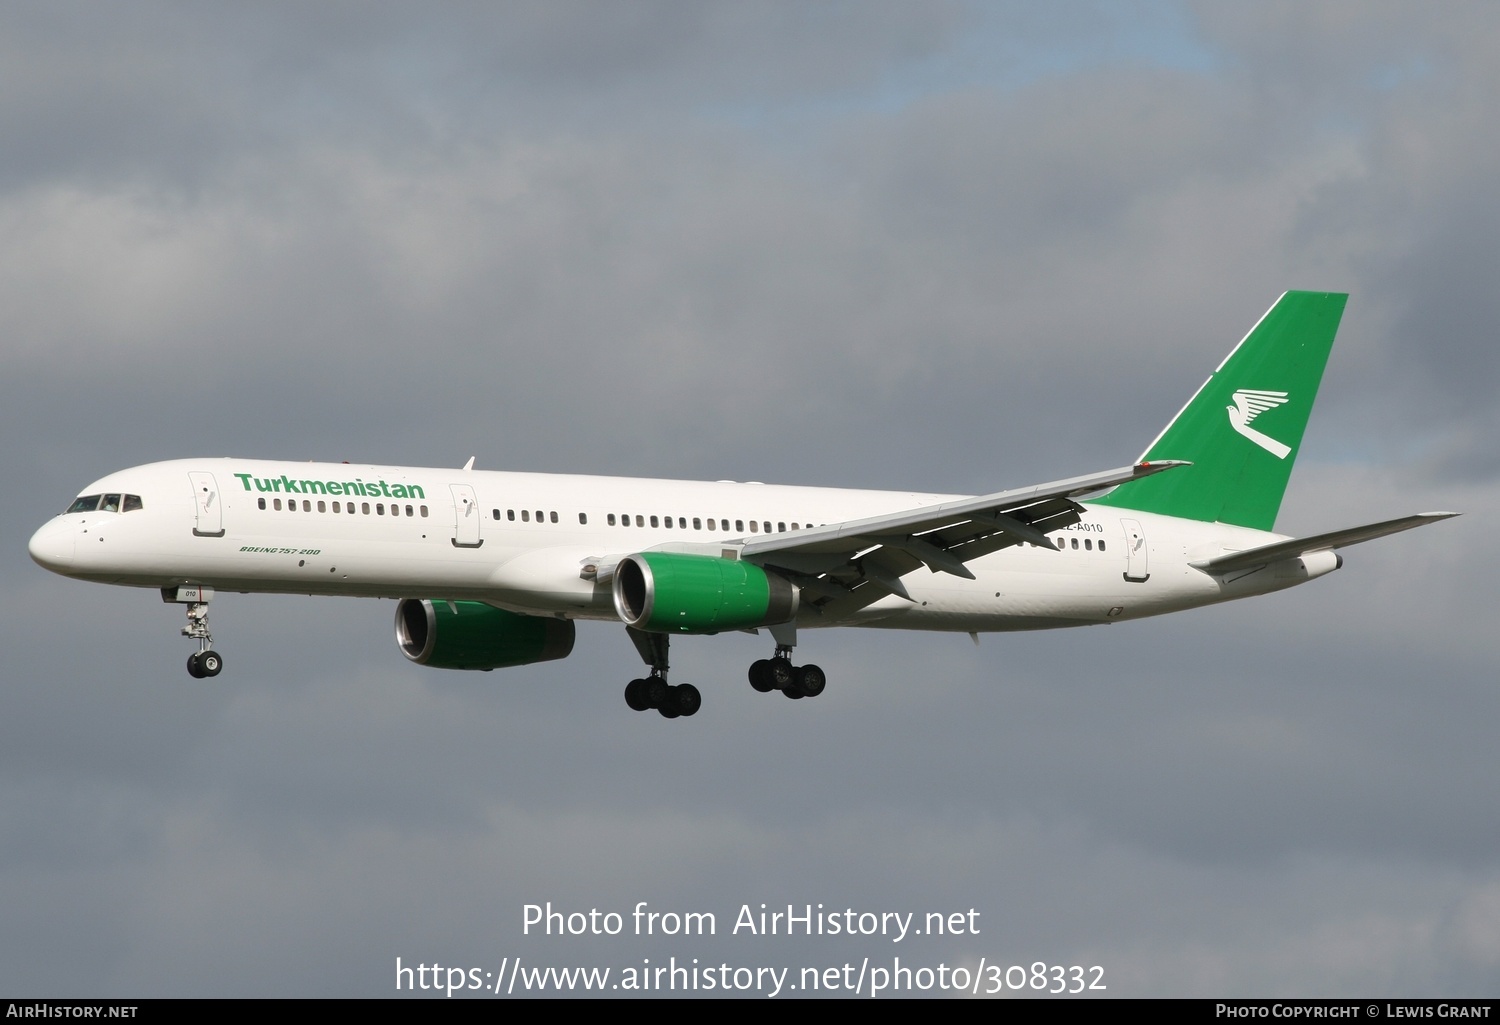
[623,627,701,719]
[163,586,224,679]
[620,626,826,719]
[748,646,826,700]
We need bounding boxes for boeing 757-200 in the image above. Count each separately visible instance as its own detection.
[29,292,1456,718]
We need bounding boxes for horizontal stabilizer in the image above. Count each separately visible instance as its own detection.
[1191,512,1459,574]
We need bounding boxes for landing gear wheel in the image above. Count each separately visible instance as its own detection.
[795,663,825,697]
[782,680,805,699]
[768,656,796,691]
[186,652,205,679]
[199,650,223,677]
[673,683,702,717]
[642,676,670,710]
[748,659,774,693]
[623,627,700,720]
[624,678,651,712]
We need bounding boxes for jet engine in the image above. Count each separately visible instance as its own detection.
[395,598,575,670]
[613,552,798,634]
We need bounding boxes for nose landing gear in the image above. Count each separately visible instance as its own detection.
[164,586,223,679]
[187,646,223,679]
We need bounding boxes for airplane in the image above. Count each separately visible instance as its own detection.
[28,291,1456,719]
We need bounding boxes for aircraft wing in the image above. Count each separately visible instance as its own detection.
[1190,512,1460,575]
[731,460,1188,619]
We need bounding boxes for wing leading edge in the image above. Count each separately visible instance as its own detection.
[734,460,1189,619]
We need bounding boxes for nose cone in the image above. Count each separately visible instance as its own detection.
[28,519,76,572]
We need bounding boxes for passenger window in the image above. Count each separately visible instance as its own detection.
[579,513,587,525]
[492,509,501,520]
[258,497,266,510]
[1098,540,1106,551]
[274,498,282,511]
[377,503,385,515]
[406,505,414,517]
[650,515,659,528]
[333,501,341,513]
[735,520,744,532]
[522,510,530,522]
[1084,538,1092,550]
[362,503,370,514]
[635,515,644,527]
[608,514,616,526]
[536,511,544,523]
[550,511,558,523]
[1071,538,1078,549]
[707,519,716,531]
[303,500,311,512]
[749,521,758,533]
[420,505,428,517]
[318,501,326,513]
[778,522,786,533]
[693,518,702,530]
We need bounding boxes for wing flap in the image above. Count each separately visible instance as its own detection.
[741,461,1185,562]
[742,460,1188,620]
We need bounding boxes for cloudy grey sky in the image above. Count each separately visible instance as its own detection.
[3,1,1496,997]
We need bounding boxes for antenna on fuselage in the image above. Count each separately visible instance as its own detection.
[462,456,476,471]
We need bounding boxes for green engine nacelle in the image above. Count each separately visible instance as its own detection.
[612,552,799,634]
[395,599,575,670]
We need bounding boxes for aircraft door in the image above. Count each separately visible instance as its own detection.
[450,484,483,548]
[1121,518,1149,582]
[188,472,225,537]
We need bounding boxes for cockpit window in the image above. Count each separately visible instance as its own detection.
[64,493,142,514]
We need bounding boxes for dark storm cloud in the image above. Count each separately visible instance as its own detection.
[1190,2,1500,473]
[0,1,967,193]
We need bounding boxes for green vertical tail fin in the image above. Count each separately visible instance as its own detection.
[1092,290,1347,531]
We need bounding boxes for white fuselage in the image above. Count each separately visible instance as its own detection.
[28,458,1331,634]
